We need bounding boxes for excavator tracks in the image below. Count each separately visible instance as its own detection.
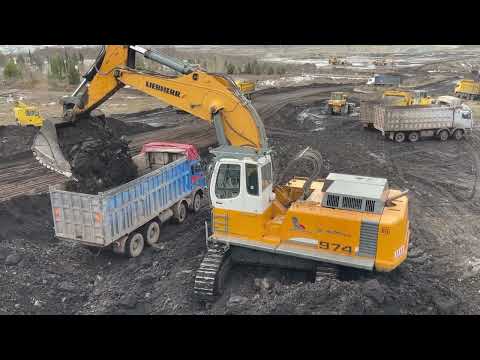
[315,262,339,283]
[194,243,232,301]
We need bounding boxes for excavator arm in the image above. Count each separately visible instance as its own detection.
[32,45,268,177]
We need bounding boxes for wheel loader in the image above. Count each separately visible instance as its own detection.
[326,92,353,115]
[13,101,44,127]
[31,45,411,300]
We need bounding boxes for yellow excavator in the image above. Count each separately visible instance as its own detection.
[33,45,410,299]
[382,89,433,106]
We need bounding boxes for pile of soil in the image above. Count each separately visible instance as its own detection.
[0,125,38,160]
[57,115,140,194]
[0,194,53,242]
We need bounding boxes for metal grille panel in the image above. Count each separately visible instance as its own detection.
[358,220,379,257]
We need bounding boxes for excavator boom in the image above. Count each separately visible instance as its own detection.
[32,45,268,176]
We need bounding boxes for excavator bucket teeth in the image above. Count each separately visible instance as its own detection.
[32,119,72,178]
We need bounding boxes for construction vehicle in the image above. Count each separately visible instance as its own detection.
[382,90,433,106]
[372,58,388,66]
[235,80,256,100]
[326,92,353,115]
[13,101,44,127]
[454,79,480,100]
[367,74,401,86]
[372,103,472,143]
[50,142,206,257]
[328,56,349,66]
[32,45,410,300]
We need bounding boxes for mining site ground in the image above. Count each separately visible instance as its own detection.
[2,57,480,314]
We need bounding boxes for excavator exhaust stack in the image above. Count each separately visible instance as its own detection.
[32,119,73,178]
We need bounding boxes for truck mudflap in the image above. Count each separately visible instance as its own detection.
[209,235,375,271]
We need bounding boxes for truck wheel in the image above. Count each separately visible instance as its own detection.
[174,201,188,224]
[143,220,160,246]
[394,132,406,143]
[438,130,449,141]
[125,232,144,258]
[408,132,419,142]
[192,192,202,213]
[453,129,464,141]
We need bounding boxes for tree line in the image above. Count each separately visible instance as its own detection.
[2,49,85,85]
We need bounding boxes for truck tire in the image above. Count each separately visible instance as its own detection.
[125,232,145,258]
[143,220,160,246]
[408,132,419,142]
[394,132,406,143]
[192,192,202,213]
[174,201,188,224]
[438,130,449,141]
[453,129,464,141]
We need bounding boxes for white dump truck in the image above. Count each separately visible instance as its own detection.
[372,104,473,143]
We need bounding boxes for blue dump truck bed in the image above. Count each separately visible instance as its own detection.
[50,144,206,254]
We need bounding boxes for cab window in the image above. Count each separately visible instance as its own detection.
[462,112,471,119]
[261,163,272,190]
[215,164,241,199]
[246,164,259,196]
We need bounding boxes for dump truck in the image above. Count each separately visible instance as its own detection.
[361,91,433,128]
[454,79,480,100]
[367,74,401,86]
[13,101,44,127]
[372,104,473,143]
[235,80,256,99]
[49,142,206,257]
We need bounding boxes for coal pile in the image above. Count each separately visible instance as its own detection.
[57,115,139,194]
[0,125,38,160]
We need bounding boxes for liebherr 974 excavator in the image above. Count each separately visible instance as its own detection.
[33,45,410,300]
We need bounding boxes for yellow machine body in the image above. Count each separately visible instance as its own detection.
[13,101,44,127]
[328,92,349,114]
[212,177,409,272]
[382,90,432,106]
[235,80,255,94]
[454,79,480,99]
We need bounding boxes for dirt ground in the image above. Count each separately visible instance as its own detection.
[1,53,480,314]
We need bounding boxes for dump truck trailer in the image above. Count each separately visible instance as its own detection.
[360,100,382,128]
[235,80,256,99]
[373,104,473,143]
[367,74,401,86]
[454,79,480,100]
[49,142,206,257]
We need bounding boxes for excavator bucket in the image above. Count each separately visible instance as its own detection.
[32,119,73,178]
